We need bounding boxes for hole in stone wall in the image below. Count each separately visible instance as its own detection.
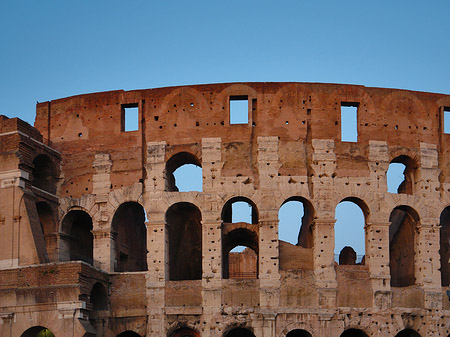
[340,329,369,337]
[389,206,419,287]
[121,103,139,132]
[278,197,314,247]
[222,197,258,224]
[341,102,359,142]
[165,152,202,192]
[387,155,417,194]
[224,328,256,337]
[394,329,422,337]
[20,326,56,337]
[230,95,249,124]
[286,329,313,337]
[440,206,450,286]
[444,107,450,134]
[335,199,367,264]
[62,210,93,265]
[112,202,148,272]
[90,282,108,311]
[166,202,202,281]
[32,154,57,194]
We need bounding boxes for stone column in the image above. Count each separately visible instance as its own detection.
[146,217,167,337]
[312,218,337,308]
[202,138,223,193]
[259,215,281,309]
[416,221,442,309]
[146,141,167,193]
[365,222,391,309]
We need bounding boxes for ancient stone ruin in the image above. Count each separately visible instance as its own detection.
[1,82,450,337]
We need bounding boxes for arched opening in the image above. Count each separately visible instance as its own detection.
[116,331,142,337]
[36,202,57,260]
[222,228,258,279]
[389,206,419,287]
[335,198,368,265]
[166,202,202,280]
[286,329,313,337]
[340,329,369,337]
[394,329,421,337]
[278,197,314,247]
[90,282,108,311]
[440,206,450,286]
[387,155,418,194]
[224,327,255,337]
[32,154,57,194]
[170,327,200,337]
[222,197,258,225]
[62,210,93,265]
[21,326,55,337]
[111,202,148,272]
[166,152,202,192]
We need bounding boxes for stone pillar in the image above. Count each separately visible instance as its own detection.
[202,138,223,193]
[312,218,337,308]
[92,154,114,272]
[365,222,391,309]
[259,215,281,309]
[146,142,167,193]
[146,217,167,337]
[257,136,281,189]
[416,221,443,309]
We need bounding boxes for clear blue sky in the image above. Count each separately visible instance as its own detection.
[1,0,449,258]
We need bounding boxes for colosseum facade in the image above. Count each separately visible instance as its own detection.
[1,82,450,337]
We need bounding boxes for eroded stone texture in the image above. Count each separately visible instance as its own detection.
[1,83,450,337]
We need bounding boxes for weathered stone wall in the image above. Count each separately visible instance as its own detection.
[1,82,450,337]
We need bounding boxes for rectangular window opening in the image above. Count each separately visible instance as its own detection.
[230,95,249,124]
[444,107,450,134]
[121,103,139,132]
[341,102,359,142]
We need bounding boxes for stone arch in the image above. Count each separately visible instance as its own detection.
[32,154,57,194]
[166,202,202,280]
[21,326,56,337]
[116,331,142,337]
[394,329,421,337]
[165,151,202,192]
[89,282,108,311]
[339,328,369,337]
[440,205,450,286]
[278,196,315,248]
[286,329,313,337]
[387,155,419,194]
[223,326,256,337]
[61,208,93,265]
[280,321,316,337]
[170,327,201,337]
[389,205,420,287]
[335,197,370,265]
[111,201,148,272]
[222,196,259,224]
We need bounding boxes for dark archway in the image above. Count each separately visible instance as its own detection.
[62,210,93,265]
[224,327,255,337]
[36,201,57,261]
[389,206,419,287]
[166,152,202,192]
[279,197,315,247]
[394,329,421,337]
[171,328,200,337]
[340,328,369,337]
[21,326,55,337]
[90,282,108,311]
[32,154,57,194]
[166,202,202,280]
[116,331,142,337]
[440,206,450,286]
[286,329,313,337]
[111,202,148,272]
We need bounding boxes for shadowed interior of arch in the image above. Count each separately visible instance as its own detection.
[21,326,55,337]
[61,210,93,265]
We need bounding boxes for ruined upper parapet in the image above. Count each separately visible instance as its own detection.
[33,82,450,198]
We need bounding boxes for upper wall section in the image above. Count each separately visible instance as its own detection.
[33,83,450,196]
